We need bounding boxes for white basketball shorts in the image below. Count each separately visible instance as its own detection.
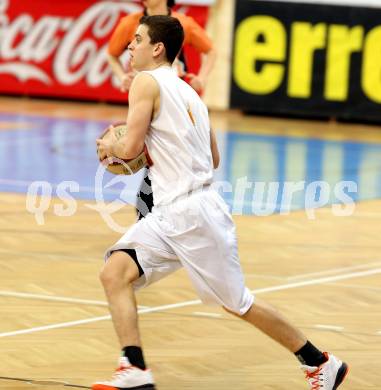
[105,189,254,315]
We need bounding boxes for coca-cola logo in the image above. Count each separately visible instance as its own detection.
[0,1,140,86]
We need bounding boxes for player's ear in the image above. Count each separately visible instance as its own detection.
[153,42,165,58]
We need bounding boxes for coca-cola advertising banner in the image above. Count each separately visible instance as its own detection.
[0,0,211,102]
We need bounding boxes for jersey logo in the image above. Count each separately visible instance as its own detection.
[187,107,196,126]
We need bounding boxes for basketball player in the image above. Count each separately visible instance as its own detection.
[108,0,216,219]
[95,16,348,390]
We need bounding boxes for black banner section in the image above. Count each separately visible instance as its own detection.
[230,0,381,122]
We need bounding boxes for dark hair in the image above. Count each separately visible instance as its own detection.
[139,15,184,64]
[167,0,175,7]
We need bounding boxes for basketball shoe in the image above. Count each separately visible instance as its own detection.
[301,352,349,390]
[92,357,156,390]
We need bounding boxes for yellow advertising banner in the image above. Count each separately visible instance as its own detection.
[231,0,381,121]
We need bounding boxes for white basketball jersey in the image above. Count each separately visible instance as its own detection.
[142,66,214,206]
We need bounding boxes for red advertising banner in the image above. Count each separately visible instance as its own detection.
[0,0,210,102]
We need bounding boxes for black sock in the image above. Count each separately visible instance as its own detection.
[122,346,146,370]
[295,341,328,367]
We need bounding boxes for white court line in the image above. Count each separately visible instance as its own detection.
[0,290,149,309]
[216,261,381,282]
[0,248,100,262]
[245,274,286,281]
[287,260,381,280]
[0,302,201,338]
[314,324,344,332]
[327,283,381,292]
[193,312,223,319]
[0,315,112,338]
[250,268,381,295]
[0,291,108,307]
[1,267,381,338]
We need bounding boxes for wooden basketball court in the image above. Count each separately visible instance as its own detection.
[0,97,380,389]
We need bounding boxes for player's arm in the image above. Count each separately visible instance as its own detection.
[210,127,220,169]
[97,73,158,160]
[107,18,136,92]
[187,18,217,91]
[108,54,127,84]
[108,54,137,93]
[112,73,158,159]
[197,47,217,88]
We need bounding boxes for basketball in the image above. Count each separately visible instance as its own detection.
[97,123,153,175]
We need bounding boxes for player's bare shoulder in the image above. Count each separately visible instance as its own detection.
[129,72,160,117]
[129,72,159,99]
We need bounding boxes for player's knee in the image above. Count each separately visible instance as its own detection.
[99,266,120,290]
[99,256,138,290]
[99,267,135,291]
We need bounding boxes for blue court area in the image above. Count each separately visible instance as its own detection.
[1,112,381,215]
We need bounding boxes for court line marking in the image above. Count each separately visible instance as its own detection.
[5,261,377,311]
[314,324,344,332]
[244,273,286,281]
[249,267,381,295]
[0,376,89,388]
[1,267,381,338]
[2,261,376,309]
[192,312,223,319]
[0,252,101,263]
[286,260,381,280]
[0,316,112,338]
[326,282,381,292]
[0,290,148,309]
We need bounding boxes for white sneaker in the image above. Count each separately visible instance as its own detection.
[92,357,156,390]
[301,352,349,390]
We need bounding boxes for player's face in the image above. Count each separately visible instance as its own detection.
[128,24,157,71]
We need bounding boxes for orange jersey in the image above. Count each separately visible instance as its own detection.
[108,11,213,57]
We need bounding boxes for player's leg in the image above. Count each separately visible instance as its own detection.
[225,299,306,352]
[93,214,181,390]
[99,250,142,348]
[172,190,348,390]
[93,250,156,390]
[226,302,348,390]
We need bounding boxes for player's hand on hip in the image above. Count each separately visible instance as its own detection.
[173,58,186,78]
[120,71,136,92]
[187,73,205,94]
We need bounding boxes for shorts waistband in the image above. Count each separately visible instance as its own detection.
[153,183,211,211]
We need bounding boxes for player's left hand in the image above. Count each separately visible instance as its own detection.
[96,126,117,161]
[120,71,136,92]
[187,73,205,93]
